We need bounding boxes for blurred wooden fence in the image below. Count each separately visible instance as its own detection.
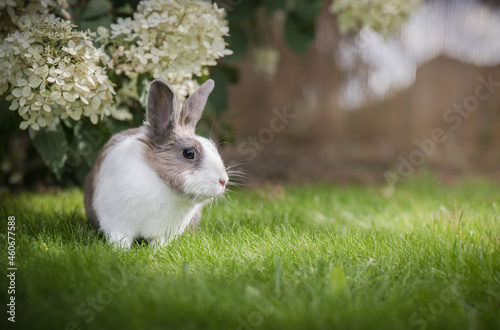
[221,6,500,183]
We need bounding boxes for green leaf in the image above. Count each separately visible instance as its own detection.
[0,97,22,156]
[227,0,259,22]
[106,119,132,136]
[72,120,106,168]
[328,265,347,295]
[207,65,238,113]
[284,11,316,55]
[117,3,135,15]
[71,161,91,186]
[78,15,113,33]
[82,0,112,20]
[29,118,69,180]
[261,0,287,12]
[284,0,321,55]
[292,0,322,22]
[226,23,248,60]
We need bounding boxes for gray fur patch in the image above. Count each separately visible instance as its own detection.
[147,79,179,146]
[180,79,214,132]
[142,127,205,196]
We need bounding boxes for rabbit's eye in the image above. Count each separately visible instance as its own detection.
[182,148,195,159]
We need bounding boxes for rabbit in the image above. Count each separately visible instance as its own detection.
[83,79,228,248]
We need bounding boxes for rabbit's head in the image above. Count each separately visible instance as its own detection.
[141,79,228,200]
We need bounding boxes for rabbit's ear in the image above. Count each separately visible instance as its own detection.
[147,79,179,145]
[180,79,214,131]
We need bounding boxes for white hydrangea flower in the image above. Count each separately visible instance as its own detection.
[253,46,280,79]
[331,0,422,35]
[107,0,232,100]
[0,0,70,36]
[0,16,115,130]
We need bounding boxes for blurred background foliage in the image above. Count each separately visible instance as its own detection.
[3,0,499,193]
[221,0,500,185]
[0,0,362,191]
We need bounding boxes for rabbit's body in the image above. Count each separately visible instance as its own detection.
[84,79,227,248]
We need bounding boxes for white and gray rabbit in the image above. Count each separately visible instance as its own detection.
[84,79,228,248]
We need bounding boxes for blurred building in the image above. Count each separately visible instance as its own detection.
[222,0,500,184]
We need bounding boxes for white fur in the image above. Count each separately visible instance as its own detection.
[93,130,204,249]
[184,137,228,197]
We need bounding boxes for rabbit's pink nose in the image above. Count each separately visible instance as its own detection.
[219,179,226,187]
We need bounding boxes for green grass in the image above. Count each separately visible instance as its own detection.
[1,176,499,330]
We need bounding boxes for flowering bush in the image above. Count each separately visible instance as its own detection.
[0,0,420,186]
[0,16,115,130]
[0,0,232,181]
[0,0,69,36]
[101,0,232,101]
[330,0,422,34]
[0,0,232,131]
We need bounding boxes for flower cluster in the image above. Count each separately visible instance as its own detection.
[0,16,115,130]
[253,46,280,80]
[330,0,422,35]
[0,0,70,36]
[101,0,232,100]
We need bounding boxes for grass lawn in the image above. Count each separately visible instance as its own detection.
[1,176,499,330]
